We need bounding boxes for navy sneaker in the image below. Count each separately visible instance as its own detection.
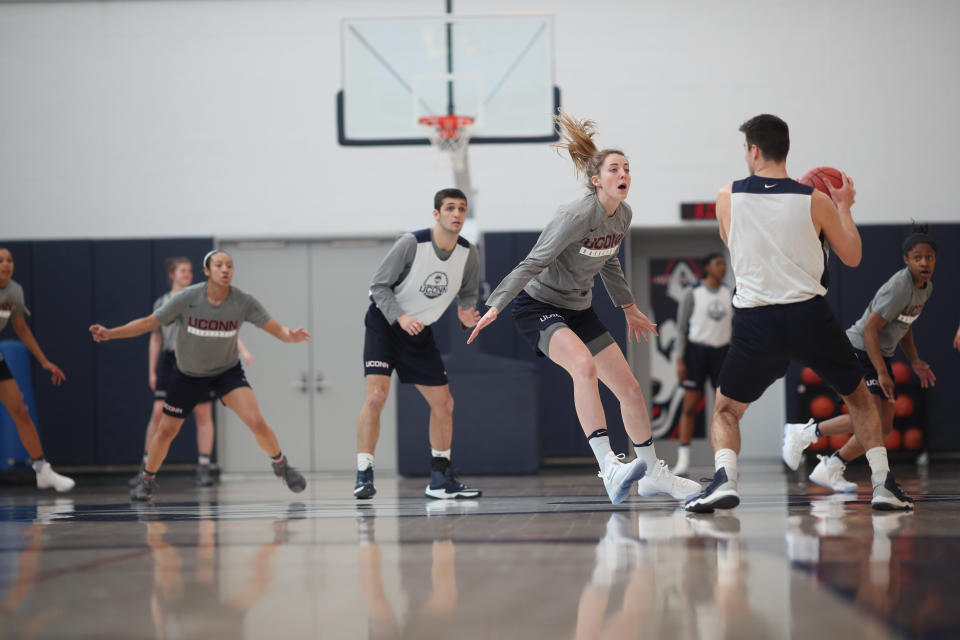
[684,468,740,513]
[871,471,914,511]
[354,467,376,499]
[272,458,307,493]
[130,475,158,502]
[196,464,216,487]
[425,467,481,499]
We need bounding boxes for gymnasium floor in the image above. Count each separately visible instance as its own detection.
[1,461,958,639]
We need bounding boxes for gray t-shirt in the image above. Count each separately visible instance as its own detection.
[847,268,933,358]
[0,279,30,363]
[153,292,178,352]
[486,194,634,311]
[153,283,271,377]
[369,231,481,325]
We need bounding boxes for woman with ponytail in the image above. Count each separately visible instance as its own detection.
[467,110,700,504]
[782,223,937,492]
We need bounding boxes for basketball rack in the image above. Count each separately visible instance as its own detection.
[418,114,475,171]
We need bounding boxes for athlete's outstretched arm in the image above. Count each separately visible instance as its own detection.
[11,315,65,385]
[90,315,161,342]
[260,318,311,343]
[813,172,861,267]
[715,184,732,245]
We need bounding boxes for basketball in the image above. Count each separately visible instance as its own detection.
[903,427,923,450]
[801,367,823,386]
[891,361,911,385]
[798,166,843,196]
[885,429,902,450]
[809,435,828,452]
[828,434,850,450]
[894,395,915,418]
[840,403,849,414]
[809,395,836,420]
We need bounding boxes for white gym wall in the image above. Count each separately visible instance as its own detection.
[2,0,958,240]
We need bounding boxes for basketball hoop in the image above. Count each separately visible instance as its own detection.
[418,115,475,171]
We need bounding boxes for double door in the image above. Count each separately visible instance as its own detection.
[216,239,397,472]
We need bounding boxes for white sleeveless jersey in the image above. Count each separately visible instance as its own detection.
[391,229,470,325]
[728,176,827,308]
[688,283,733,347]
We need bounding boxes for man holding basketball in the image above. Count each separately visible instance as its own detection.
[684,114,913,513]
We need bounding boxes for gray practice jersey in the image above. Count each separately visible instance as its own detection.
[847,268,933,358]
[153,292,178,352]
[153,283,271,377]
[0,279,30,363]
[369,230,480,325]
[486,194,634,311]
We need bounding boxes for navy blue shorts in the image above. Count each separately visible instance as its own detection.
[681,342,729,392]
[854,349,896,399]
[363,304,447,386]
[719,296,862,403]
[511,290,614,358]
[154,350,214,403]
[162,362,250,419]
[0,359,12,382]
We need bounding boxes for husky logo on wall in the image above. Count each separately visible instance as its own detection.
[648,258,707,439]
[420,272,449,299]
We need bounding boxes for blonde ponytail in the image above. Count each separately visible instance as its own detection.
[552,108,626,194]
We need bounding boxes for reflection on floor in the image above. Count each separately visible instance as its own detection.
[1,462,958,638]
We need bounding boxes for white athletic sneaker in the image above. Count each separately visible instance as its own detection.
[635,459,702,501]
[871,471,914,511]
[35,462,75,493]
[808,455,857,493]
[598,452,647,505]
[782,420,818,470]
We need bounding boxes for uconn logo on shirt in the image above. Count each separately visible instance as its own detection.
[420,272,449,299]
[580,233,623,258]
[707,300,727,321]
[0,302,12,319]
[897,304,924,325]
[186,317,240,338]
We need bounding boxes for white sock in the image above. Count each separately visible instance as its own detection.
[676,445,690,467]
[588,431,613,467]
[32,458,46,473]
[802,422,820,442]
[431,448,451,460]
[715,448,738,482]
[632,440,658,469]
[865,447,890,485]
[357,452,374,471]
[198,455,211,466]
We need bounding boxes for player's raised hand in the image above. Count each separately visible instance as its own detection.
[467,307,499,344]
[826,171,855,210]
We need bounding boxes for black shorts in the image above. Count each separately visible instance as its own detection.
[511,290,615,358]
[362,304,448,386]
[719,296,862,403]
[681,342,729,392]
[0,359,12,382]
[154,351,215,403]
[162,362,250,419]
[854,349,896,399]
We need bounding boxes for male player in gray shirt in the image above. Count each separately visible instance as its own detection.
[783,225,937,492]
[468,109,699,505]
[355,188,482,500]
[91,250,311,501]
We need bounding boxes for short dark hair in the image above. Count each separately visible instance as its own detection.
[434,188,467,211]
[739,114,790,163]
[702,252,724,270]
[902,222,937,255]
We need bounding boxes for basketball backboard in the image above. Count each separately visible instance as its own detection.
[337,14,559,146]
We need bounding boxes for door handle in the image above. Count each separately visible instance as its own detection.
[315,373,327,393]
[292,373,309,393]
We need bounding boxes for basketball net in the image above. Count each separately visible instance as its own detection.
[418,115,475,171]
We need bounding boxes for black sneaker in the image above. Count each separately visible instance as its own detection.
[424,467,481,499]
[130,475,158,502]
[128,463,146,487]
[272,459,306,493]
[196,464,216,487]
[684,468,740,513]
[871,471,914,511]
[354,467,376,499]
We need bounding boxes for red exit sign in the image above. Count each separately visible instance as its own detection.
[680,203,717,220]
